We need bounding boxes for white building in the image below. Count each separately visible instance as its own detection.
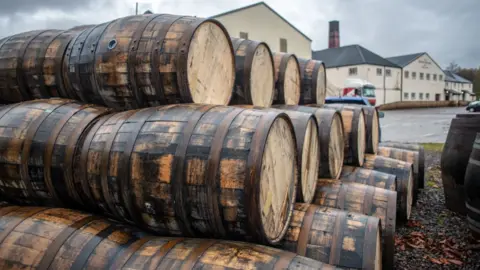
[312,45,402,105]
[444,70,475,101]
[210,2,312,59]
[386,53,446,102]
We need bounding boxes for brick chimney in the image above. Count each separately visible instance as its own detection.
[328,20,340,48]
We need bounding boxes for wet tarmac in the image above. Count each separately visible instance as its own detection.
[380,106,468,143]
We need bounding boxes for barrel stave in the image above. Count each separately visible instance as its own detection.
[297,58,326,105]
[340,166,396,191]
[465,133,480,239]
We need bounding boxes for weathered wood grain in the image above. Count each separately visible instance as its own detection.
[340,166,397,191]
[272,53,301,105]
[465,133,480,239]
[297,58,326,105]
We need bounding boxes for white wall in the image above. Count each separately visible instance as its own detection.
[213,4,312,59]
[401,54,445,102]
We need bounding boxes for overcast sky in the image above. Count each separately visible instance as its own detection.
[0,0,478,68]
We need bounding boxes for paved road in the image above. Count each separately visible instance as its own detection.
[380,106,468,143]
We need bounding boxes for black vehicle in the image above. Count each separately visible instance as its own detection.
[466,101,480,112]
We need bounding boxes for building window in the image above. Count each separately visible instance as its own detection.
[433,74,437,81]
[239,32,248,39]
[426,93,430,100]
[377,68,382,76]
[405,71,409,78]
[280,38,287,52]
[420,73,424,80]
[426,74,430,80]
[385,69,391,76]
[412,72,417,79]
[439,75,443,81]
[349,67,358,75]
[404,92,409,99]
[419,93,424,100]
[411,93,416,100]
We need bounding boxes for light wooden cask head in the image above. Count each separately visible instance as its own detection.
[371,108,379,153]
[250,43,275,107]
[315,63,326,105]
[356,110,366,166]
[329,112,345,179]
[187,20,234,105]
[375,228,382,270]
[283,56,301,105]
[301,117,320,203]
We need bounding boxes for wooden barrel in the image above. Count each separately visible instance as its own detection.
[379,142,425,189]
[63,14,235,109]
[363,154,414,222]
[313,179,397,269]
[441,114,480,215]
[273,105,344,179]
[0,29,85,103]
[322,104,366,166]
[272,53,301,105]
[377,146,420,203]
[68,24,97,31]
[0,205,342,270]
[0,99,112,207]
[229,38,275,107]
[283,203,382,270]
[340,166,397,191]
[74,104,297,244]
[360,106,380,154]
[297,58,326,105]
[464,133,480,239]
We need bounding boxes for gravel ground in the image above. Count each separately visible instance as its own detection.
[394,150,480,270]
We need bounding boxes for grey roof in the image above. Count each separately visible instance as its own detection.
[210,2,312,41]
[386,52,425,67]
[444,70,472,83]
[312,45,400,68]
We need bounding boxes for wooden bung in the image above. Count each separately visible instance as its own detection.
[63,14,235,109]
[313,179,397,270]
[73,104,297,244]
[0,205,342,270]
[282,203,382,270]
[297,58,327,105]
[363,154,414,222]
[340,166,397,191]
[273,105,345,179]
[272,53,301,105]
[229,38,275,107]
[0,99,112,207]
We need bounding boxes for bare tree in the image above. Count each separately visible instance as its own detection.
[446,61,460,72]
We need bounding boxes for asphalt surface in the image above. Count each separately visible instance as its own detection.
[380,106,468,143]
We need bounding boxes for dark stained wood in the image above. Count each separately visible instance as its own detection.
[229,38,275,107]
[63,14,235,110]
[465,133,480,239]
[0,99,112,208]
[272,53,301,105]
[313,179,397,270]
[297,58,326,105]
[340,166,397,191]
[0,205,341,270]
[75,104,298,244]
[282,203,382,270]
[273,105,345,179]
[363,154,414,222]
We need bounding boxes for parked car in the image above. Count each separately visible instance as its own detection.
[324,96,385,118]
[466,101,480,112]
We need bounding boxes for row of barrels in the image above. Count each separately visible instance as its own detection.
[0,14,326,109]
[0,98,428,269]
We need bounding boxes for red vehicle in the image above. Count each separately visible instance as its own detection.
[343,79,377,106]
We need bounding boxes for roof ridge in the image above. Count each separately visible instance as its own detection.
[356,45,366,63]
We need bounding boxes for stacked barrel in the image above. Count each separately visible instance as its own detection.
[0,13,426,270]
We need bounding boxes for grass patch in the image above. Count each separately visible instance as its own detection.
[421,143,444,152]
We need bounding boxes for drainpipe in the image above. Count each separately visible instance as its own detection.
[383,66,386,104]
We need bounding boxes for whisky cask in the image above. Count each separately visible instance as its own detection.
[0,205,343,270]
[377,146,420,203]
[75,104,297,244]
[363,154,414,222]
[273,105,344,179]
[272,53,301,105]
[0,29,85,102]
[360,106,380,154]
[322,104,366,166]
[340,166,397,191]
[64,14,235,109]
[379,142,425,188]
[464,133,480,239]
[297,58,326,105]
[230,38,274,107]
[0,99,112,207]
[313,179,397,269]
[283,203,382,270]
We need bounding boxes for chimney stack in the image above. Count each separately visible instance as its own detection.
[328,20,340,48]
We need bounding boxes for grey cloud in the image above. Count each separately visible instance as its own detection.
[0,0,115,17]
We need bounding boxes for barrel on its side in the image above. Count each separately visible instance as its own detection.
[297,58,326,105]
[465,133,480,239]
[229,38,275,107]
[313,179,397,270]
[64,14,235,109]
[75,104,298,245]
[0,205,341,270]
[441,115,480,215]
[0,99,112,207]
[274,105,345,179]
[379,142,425,189]
[340,166,397,191]
[360,106,380,154]
[363,154,414,222]
[272,53,301,105]
[283,203,382,270]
